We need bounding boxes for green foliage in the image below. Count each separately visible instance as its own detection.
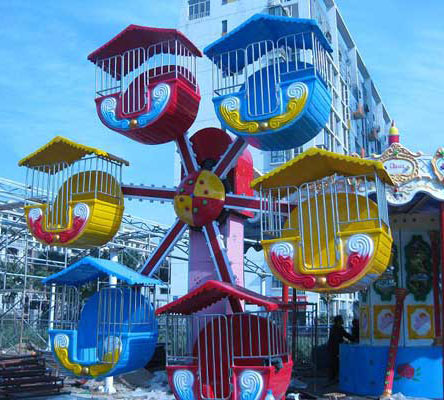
[405,235,432,301]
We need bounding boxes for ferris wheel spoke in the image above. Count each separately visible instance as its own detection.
[176,134,199,175]
[139,218,188,277]
[121,185,176,202]
[212,137,247,179]
[225,194,261,212]
[202,221,243,313]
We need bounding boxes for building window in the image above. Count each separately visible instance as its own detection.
[188,0,210,20]
[272,276,282,289]
[270,150,292,164]
[269,5,288,16]
[270,151,285,164]
[222,20,228,35]
[293,146,303,156]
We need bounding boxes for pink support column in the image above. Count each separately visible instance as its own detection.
[382,288,408,398]
[188,214,244,315]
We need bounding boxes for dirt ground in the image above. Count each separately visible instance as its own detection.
[36,369,428,400]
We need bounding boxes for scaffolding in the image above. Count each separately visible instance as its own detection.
[0,177,269,355]
[0,177,189,354]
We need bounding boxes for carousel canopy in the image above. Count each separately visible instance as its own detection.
[204,13,333,62]
[251,147,394,190]
[18,136,129,172]
[42,256,163,287]
[155,280,285,315]
[88,25,202,63]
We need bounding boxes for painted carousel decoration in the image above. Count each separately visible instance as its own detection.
[156,280,293,400]
[204,14,332,151]
[19,136,127,248]
[88,25,202,145]
[252,147,394,292]
[341,127,444,399]
[431,147,444,183]
[42,257,162,379]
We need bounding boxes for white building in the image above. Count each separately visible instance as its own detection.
[178,0,391,324]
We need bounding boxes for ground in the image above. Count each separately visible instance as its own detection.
[32,368,431,400]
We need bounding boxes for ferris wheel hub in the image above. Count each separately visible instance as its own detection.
[174,170,226,227]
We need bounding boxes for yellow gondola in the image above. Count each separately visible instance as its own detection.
[19,136,128,248]
[251,148,394,292]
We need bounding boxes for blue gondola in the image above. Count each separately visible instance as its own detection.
[204,14,333,151]
[42,257,163,379]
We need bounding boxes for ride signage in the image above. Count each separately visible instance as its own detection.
[383,159,414,176]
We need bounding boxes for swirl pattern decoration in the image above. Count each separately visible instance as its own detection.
[219,82,308,134]
[138,83,171,126]
[73,203,90,220]
[219,97,260,133]
[268,82,308,130]
[173,370,195,400]
[239,370,264,400]
[99,83,171,131]
[287,82,307,99]
[327,234,374,288]
[346,234,374,258]
[269,241,316,289]
[27,203,90,246]
[271,242,294,260]
[54,334,69,349]
[100,97,131,130]
[28,208,43,221]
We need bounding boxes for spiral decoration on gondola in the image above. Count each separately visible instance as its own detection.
[239,370,264,400]
[173,370,196,400]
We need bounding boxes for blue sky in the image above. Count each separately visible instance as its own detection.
[336,0,444,153]
[1,0,443,225]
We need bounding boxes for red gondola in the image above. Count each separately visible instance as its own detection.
[156,280,293,400]
[88,25,202,145]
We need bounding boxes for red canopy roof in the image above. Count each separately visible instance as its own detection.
[156,280,284,315]
[88,25,202,63]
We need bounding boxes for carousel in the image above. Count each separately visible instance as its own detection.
[340,126,444,399]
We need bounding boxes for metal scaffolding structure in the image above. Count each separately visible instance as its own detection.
[0,177,268,354]
[0,177,189,354]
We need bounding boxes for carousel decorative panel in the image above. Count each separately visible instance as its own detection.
[373,305,395,339]
[407,305,434,340]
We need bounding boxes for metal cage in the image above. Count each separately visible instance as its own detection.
[94,39,198,116]
[259,172,390,271]
[51,283,157,365]
[165,310,292,400]
[24,155,123,231]
[210,31,329,118]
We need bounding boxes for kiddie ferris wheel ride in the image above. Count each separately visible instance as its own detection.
[18,15,397,394]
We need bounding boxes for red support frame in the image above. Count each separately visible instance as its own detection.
[139,218,188,276]
[382,288,408,397]
[430,231,441,338]
[441,202,444,398]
